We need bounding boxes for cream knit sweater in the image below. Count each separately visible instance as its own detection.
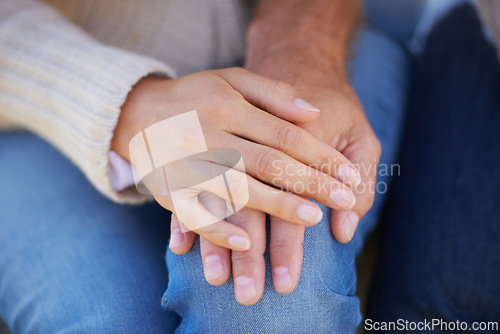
[0,0,249,203]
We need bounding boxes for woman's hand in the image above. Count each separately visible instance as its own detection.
[112,68,360,253]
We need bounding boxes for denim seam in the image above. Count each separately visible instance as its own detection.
[163,291,187,334]
[173,308,186,334]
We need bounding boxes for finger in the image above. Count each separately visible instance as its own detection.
[331,135,381,243]
[224,104,361,188]
[199,193,231,286]
[200,236,231,286]
[194,165,324,226]
[218,67,321,123]
[158,193,251,251]
[208,135,357,211]
[229,208,266,305]
[270,215,305,294]
[169,213,196,254]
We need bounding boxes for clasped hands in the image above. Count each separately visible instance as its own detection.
[112,59,380,306]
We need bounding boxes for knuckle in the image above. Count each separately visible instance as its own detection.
[269,242,287,255]
[269,238,298,256]
[232,252,262,267]
[299,174,323,197]
[226,174,247,200]
[202,91,231,111]
[317,145,338,172]
[199,235,213,249]
[220,67,247,83]
[253,150,281,177]
[198,190,222,206]
[362,133,382,160]
[274,125,302,151]
[228,208,256,223]
[371,137,382,159]
[318,147,333,165]
[311,174,325,193]
[226,66,246,75]
[271,80,296,97]
[358,191,376,215]
[366,191,376,206]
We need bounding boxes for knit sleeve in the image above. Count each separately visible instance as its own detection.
[0,0,176,203]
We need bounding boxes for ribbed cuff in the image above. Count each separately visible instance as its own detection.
[76,46,177,203]
[0,1,176,203]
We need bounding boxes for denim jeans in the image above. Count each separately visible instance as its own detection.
[367,4,500,332]
[0,20,412,334]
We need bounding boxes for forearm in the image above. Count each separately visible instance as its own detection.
[246,0,361,83]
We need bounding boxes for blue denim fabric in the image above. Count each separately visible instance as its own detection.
[0,20,412,334]
[162,24,411,333]
[0,133,181,333]
[363,0,426,46]
[367,4,500,332]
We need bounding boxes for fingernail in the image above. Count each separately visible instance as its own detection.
[331,188,356,210]
[297,204,323,224]
[228,235,251,250]
[294,98,320,112]
[337,165,362,188]
[234,276,257,302]
[169,228,184,248]
[343,212,360,242]
[273,266,293,292]
[204,255,225,280]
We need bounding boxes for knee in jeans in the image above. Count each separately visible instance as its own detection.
[164,219,362,333]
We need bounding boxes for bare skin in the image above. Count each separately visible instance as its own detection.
[111,67,360,285]
[170,0,381,305]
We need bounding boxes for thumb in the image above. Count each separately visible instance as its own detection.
[330,135,381,243]
[219,67,320,123]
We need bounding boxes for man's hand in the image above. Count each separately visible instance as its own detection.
[294,81,381,243]
[240,0,380,297]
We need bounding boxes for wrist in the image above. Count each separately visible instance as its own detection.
[246,0,362,89]
[246,24,346,74]
[246,0,361,75]
[245,45,348,91]
[111,76,168,160]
